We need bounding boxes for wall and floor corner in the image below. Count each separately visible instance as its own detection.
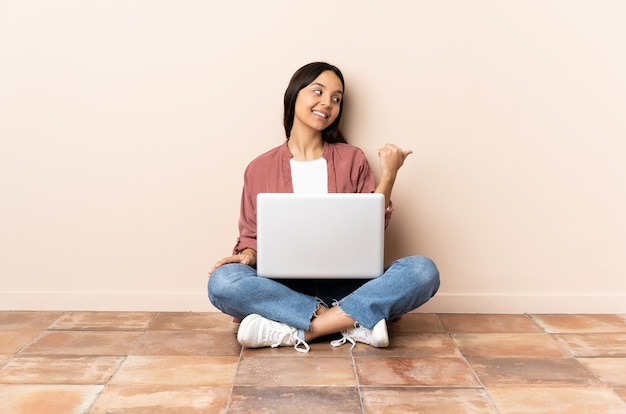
[1,1,625,313]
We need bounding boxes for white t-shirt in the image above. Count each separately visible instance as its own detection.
[290,158,328,194]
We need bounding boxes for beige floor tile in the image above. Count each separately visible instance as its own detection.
[453,333,569,358]
[614,388,626,401]
[3,311,625,412]
[110,355,238,386]
[438,314,543,333]
[531,314,626,333]
[0,330,41,353]
[49,311,156,331]
[149,312,236,332]
[0,311,63,331]
[361,387,499,413]
[0,355,10,366]
[0,384,103,414]
[578,358,626,387]
[132,330,241,356]
[89,384,230,414]
[487,386,626,414]
[468,357,601,386]
[0,356,123,384]
[20,331,142,356]
[229,386,361,413]
[388,313,446,333]
[235,356,356,386]
[356,357,479,387]
[353,333,461,357]
[553,333,626,357]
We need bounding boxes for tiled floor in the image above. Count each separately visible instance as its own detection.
[1,312,626,413]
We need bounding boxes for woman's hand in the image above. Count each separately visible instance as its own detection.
[375,144,412,207]
[378,143,412,180]
[208,248,257,276]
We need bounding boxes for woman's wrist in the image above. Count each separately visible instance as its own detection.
[240,248,257,260]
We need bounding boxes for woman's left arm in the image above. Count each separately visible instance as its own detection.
[375,143,413,206]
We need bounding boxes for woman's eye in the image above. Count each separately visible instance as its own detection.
[333,96,341,103]
[313,89,322,95]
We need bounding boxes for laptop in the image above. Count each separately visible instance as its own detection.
[256,193,385,278]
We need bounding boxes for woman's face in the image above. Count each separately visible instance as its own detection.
[292,70,343,135]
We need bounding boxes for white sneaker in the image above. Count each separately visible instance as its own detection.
[237,314,310,353]
[330,319,389,349]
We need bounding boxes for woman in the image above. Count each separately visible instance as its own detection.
[208,62,439,353]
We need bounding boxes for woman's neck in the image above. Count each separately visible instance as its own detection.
[288,131,324,161]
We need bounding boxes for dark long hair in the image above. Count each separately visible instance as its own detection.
[283,62,347,144]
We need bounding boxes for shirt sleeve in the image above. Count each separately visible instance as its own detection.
[354,148,393,229]
[233,170,258,255]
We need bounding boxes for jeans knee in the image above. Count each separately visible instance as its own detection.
[407,255,440,293]
[208,263,254,305]
[207,265,231,305]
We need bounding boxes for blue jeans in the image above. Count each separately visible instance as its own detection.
[208,255,439,330]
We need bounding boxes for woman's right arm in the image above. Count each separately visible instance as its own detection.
[209,165,259,277]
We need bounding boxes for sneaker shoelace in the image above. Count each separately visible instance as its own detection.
[330,333,357,350]
[330,323,369,350]
[293,336,311,353]
[267,325,311,353]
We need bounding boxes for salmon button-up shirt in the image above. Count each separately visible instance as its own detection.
[232,140,393,254]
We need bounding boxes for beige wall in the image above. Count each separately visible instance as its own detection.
[1,1,625,312]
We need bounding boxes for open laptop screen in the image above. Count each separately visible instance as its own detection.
[256,193,385,278]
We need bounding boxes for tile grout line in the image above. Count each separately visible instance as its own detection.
[85,311,160,413]
[13,311,69,357]
[552,333,625,398]
[436,313,504,414]
[350,346,366,414]
[224,340,245,413]
[528,313,626,398]
[0,312,69,382]
[526,313,549,334]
